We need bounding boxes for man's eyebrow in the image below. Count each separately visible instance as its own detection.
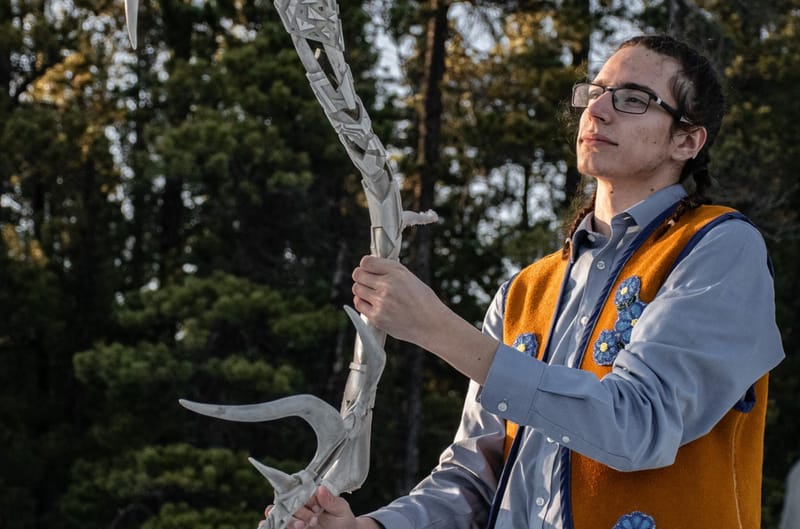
[589,79,656,93]
[621,81,656,93]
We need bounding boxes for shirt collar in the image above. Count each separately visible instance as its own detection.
[626,184,687,228]
[570,184,687,261]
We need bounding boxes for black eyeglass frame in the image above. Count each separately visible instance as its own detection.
[571,82,692,124]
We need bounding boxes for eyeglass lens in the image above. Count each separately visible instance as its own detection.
[572,84,652,114]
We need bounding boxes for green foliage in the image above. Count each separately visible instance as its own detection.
[2,0,800,528]
[60,444,267,528]
[1,0,361,525]
[74,342,193,390]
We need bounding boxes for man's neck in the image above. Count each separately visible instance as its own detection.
[593,178,678,236]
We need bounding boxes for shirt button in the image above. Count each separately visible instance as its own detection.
[596,260,606,270]
[535,497,546,507]
[497,401,508,412]
[561,435,571,444]
[579,316,589,326]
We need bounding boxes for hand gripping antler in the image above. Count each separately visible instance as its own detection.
[115,0,440,527]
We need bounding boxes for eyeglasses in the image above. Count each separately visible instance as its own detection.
[571,82,691,124]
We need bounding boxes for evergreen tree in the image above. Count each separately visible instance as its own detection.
[2,1,799,527]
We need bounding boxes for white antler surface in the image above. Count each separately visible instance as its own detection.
[113,1,439,527]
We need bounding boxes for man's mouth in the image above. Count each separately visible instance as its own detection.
[581,133,618,146]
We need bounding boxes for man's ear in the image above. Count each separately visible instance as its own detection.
[672,126,708,162]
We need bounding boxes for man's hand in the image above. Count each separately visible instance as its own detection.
[263,486,380,529]
[352,255,499,384]
[352,255,444,347]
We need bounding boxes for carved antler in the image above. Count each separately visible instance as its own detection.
[118,1,437,528]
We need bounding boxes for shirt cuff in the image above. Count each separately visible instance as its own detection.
[478,343,545,423]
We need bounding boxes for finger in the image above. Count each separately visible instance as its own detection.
[352,266,385,291]
[262,505,315,529]
[352,282,377,301]
[316,485,337,510]
[351,268,373,289]
[302,494,323,515]
[353,296,374,318]
[291,505,317,524]
[315,485,352,516]
[359,255,396,272]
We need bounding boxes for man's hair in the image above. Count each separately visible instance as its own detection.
[618,34,726,192]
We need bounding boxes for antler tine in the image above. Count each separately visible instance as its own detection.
[179,396,346,449]
[248,458,296,494]
[342,306,386,391]
[123,0,138,48]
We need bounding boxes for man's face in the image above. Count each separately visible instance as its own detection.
[576,45,684,187]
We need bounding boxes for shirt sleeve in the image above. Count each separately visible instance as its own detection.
[479,218,785,472]
[366,291,510,529]
[366,380,503,529]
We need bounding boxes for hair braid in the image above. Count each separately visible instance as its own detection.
[561,188,597,258]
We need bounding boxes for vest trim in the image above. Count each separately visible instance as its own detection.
[490,204,767,529]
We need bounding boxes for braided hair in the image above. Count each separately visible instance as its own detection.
[561,35,726,258]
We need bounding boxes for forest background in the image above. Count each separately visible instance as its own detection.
[2,0,799,528]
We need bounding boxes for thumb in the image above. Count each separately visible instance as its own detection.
[316,485,350,516]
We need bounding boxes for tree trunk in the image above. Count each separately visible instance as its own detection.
[0,0,10,114]
[562,0,591,212]
[400,0,449,494]
[668,0,689,37]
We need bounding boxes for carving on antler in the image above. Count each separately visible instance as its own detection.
[119,1,437,528]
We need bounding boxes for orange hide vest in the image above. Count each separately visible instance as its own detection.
[502,204,768,529]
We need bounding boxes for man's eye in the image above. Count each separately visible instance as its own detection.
[621,91,649,107]
[587,88,604,99]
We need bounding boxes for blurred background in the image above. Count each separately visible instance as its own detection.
[1,0,799,527]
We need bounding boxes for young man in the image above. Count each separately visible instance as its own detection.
[278,35,784,529]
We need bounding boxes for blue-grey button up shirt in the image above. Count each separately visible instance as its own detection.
[368,185,784,529]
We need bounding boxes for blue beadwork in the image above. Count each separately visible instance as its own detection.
[593,276,648,366]
[733,384,757,413]
[614,276,642,310]
[612,511,656,529]
[512,333,539,357]
[593,329,622,365]
[615,301,645,343]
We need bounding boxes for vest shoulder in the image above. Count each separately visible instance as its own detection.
[686,204,739,221]
[667,205,753,245]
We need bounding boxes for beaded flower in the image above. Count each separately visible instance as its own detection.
[593,329,622,365]
[614,276,642,310]
[612,511,656,529]
[512,333,539,358]
[593,276,647,366]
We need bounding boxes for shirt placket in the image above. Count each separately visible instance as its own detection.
[567,215,634,368]
[540,215,635,529]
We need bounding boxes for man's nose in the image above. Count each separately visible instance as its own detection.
[587,90,614,120]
